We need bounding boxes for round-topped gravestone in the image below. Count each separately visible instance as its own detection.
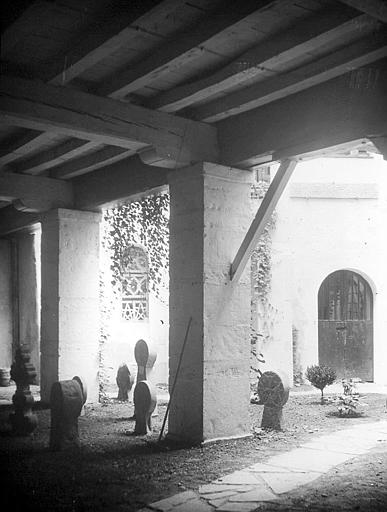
[134,339,157,382]
[133,380,157,435]
[257,370,289,430]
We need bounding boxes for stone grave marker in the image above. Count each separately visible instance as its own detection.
[133,380,157,435]
[116,363,134,401]
[257,370,289,430]
[49,375,87,451]
[133,339,158,418]
[9,347,38,436]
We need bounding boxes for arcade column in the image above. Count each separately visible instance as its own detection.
[40,209,101,402]
[168,162,253,443]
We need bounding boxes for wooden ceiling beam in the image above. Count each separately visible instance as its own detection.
[97,0,275,99]
[10,140,101,175]
[339,0,387,23]
[147,12,378,113]
[0,75,218,168]
[0,131,56,166]
[74,155,168,211]
[0,172,73,212]
[191,34,387,122]
[218,60,387,168]
[0,206,40,236]
[50,146,133,180]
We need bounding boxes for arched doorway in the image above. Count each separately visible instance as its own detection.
[318,270,373,381]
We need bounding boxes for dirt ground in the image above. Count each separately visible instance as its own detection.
[1,389,386,512]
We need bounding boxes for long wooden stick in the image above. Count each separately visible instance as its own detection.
[158,316,192,443]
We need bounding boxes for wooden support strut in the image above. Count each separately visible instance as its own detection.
[230,159,297,283]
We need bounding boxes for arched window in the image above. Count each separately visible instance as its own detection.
[120,245,149,321]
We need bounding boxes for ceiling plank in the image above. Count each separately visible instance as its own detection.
[10,140,101,175]
[339,0,387,22]
[50,146,133,179]
[218,60,387,167]
[74,155,168,211]
[147,12,378,113]
[0,172,74,212]
[191,35,387,122]
[97,0,275,99]
[0,75,218,167]
[42,0,183,85]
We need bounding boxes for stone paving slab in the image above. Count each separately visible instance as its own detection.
[267,447,352,472]
[260,470,323,494]
[144,420,387,512]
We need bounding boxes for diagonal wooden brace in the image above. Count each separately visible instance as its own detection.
[230,159,297,282]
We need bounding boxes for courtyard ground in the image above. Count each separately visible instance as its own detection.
[0,386,386,511]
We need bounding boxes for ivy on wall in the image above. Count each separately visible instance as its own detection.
[98,192,169,400]
[102,192,170,302]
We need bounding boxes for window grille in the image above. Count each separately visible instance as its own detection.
[120,245,149,321]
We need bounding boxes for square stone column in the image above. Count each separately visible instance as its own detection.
[40,209,101,402]
[168,162,253,443]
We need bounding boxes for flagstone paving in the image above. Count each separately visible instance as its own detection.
[140,420,387,512]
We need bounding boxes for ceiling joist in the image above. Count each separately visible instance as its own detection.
[192,34,387,122]
[147,12,378,113]
[97,0,275,99]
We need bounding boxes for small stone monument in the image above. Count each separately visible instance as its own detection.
[132,339,157,418]
[9,347,38,436]
[133,380,157,435]
[49,375,87,451]
[258,370,289,430]
[134,339,157,382]
[116,363,134,401]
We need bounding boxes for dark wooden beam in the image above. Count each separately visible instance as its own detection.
[97,0,275,99]
[10,140,101,175]
[0,76,218,167]
[0,206,40,236]
[0,172,74,212]
[218,60,387,168]
[147,12,377,113]
[74,155,168,211]
[339,0,387,22]
[190,34,387,122]
[0,131,56,166]
[50,146,133,179]
[230,159,297,282]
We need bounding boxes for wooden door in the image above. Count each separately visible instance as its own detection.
[318,270,373,381]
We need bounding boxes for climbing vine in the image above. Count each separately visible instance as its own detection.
[102,192,170,302]
[98,191,169,401]
[250,181,276,304]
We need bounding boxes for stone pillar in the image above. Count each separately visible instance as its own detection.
[0,239,13,368]
[40,209,101,402]
[168,162,253,443]
[17,228,41,382]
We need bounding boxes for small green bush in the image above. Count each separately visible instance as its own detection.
[305,365,336,403]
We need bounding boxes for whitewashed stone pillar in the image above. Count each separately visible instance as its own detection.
[168,162,253,443]
[17,228,41,381]
[0,239,13,368]
[40,209,101,402]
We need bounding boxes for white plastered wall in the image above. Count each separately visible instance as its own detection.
[262,155,387,385]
